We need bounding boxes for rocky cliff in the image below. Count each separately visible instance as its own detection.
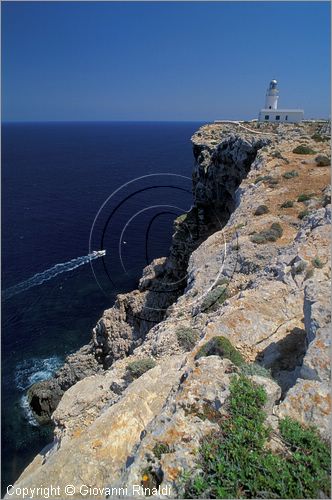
[9,120,331,499]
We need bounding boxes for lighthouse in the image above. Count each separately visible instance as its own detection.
[258,79,304,123]
[265,80,279,110]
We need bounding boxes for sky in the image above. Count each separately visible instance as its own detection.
[2,1,331,122]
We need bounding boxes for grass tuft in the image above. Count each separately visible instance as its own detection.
[127,358,156,379]
[240,363,272,379]
[312,256,324,269]
[200,285,228,312]
[176,327,199,351]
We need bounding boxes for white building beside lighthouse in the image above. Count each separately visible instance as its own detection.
[258,80,304,123]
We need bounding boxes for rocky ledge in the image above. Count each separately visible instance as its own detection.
[9,120,331,499]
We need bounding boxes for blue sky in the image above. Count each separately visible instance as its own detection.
[2,1,330,121]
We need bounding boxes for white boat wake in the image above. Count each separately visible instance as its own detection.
[2,250,106,301]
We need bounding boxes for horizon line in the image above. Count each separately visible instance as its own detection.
[2,116,330,125]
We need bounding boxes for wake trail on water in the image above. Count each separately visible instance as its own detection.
[2,251,106,301]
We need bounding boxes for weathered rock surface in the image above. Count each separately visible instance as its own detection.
[7,356,185,499]
[27,343,102,424]
[112,357,281,499]
[13,121,331,497]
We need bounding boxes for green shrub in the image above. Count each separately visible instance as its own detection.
[254,205,269,216]
[312,256,324,269]
[127,358,156,379]
[298,209,310,219]
[271,151,290,163]
[281,200,294,208]
[254,175,273,184]
[152,442,171,460]
[293,145,316,155]
[254,175,279,187]
[270,222,283,237]
[315,155,330,167]
[298,193,315,202]
[183,376,331,499]
[241,363,272,379]
[250,222,283,244]
[200,285,228,312]
[311,133,328,142]
[195,336,245,367]
[283,170,299,179]
[176,327,199,351]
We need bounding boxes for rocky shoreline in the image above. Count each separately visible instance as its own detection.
[9,120,331,499]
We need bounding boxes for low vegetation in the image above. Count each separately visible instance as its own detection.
[127,358,156,379]
[176,327,199,351]
[195,336,245,367]
[311,133,328,143]
[240,363,272,379]
[305,268,315,280]
[254,205,269,216]
[293,261,307,275]
[298,209,310,219]
[297,193,315,202]
[254,175,279,187]
[283,170,299,179]
[271,150,289,163]
[250,222,283,244]
[312,256,324,269]
[281,200,294,208]
[292,145,316,155]
[315,155,330,167]
[152,442,171,460]
[183,376,331,499]
[200,284,228,312]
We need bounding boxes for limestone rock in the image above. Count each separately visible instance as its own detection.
[27,343,102,424]
[7,356,185,500]
[275,380,331,439]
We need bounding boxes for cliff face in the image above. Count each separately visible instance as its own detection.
[28,126,270,422]
[11,121,331,499]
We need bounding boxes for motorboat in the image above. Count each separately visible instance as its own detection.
[91,250,106,257]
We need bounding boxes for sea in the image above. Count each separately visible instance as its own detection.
[1,121,204,493]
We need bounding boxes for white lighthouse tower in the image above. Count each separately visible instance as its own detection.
[258,79,304,123]
[265,79,279,110]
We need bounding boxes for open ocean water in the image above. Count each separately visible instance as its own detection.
[1,121,203,492]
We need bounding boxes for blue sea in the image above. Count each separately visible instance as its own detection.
[1,121,203,492]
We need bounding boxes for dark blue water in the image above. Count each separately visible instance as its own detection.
[1,121,203,491]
